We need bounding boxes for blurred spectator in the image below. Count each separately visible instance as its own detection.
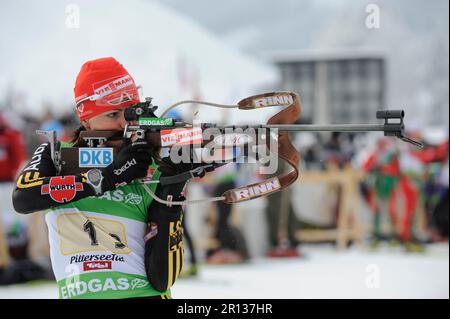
[421,137,449,241]
[322,132,355,169]
[292,117,323,170]
[0,111,27,252]
[264,160,300,258]
[59,112,81,142]
[206,163,249,264]
[362,138,401,246]
[430,157,449,241]
[359,130,450,251]
[0,112,26,182]
[1,112,52,284]
[39,109,65,141]
[396,137,426,251]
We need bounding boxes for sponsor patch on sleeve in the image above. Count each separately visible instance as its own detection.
[41,176,84,203]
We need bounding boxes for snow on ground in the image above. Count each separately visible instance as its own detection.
[0,243,448,299]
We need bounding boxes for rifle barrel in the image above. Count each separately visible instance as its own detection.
[129,123,388,133]
[262,124,385,132]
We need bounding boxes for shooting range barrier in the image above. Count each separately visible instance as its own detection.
[294,165,366,250]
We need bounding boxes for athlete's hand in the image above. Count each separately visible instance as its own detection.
[101,140,152,191]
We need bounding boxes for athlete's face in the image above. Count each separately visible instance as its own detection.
[81,108,139,147]
[82,109,128,131]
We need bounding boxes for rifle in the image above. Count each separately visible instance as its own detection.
[37,92,422,206]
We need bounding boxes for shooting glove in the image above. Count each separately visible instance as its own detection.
[101,140,153,192]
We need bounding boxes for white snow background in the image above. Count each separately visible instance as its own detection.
[0,244,448,299]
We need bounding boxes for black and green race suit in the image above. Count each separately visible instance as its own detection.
[12,141,187,299]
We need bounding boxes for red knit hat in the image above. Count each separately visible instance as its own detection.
[74,57,140,120]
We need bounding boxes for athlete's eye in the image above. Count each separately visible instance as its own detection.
[106,112,119,119]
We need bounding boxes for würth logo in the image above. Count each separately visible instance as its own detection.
[83,261,112,271]
[41,176,83,203]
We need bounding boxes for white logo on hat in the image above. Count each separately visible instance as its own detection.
[94,75,134,99]
[107,91,135,106]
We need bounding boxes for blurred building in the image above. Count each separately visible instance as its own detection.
[269,51,386,124]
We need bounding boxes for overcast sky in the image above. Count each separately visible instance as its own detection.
[157,0,449,126]
[157,0,448,54]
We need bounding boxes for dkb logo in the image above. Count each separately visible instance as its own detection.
[79,148,113,168]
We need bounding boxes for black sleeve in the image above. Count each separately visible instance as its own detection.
[12,143,97,214]
[143,181,186,292]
